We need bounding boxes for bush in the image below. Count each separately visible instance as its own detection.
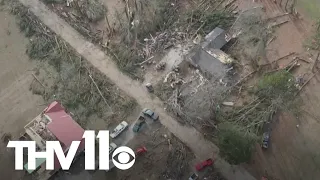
[218,123,257,164]
[77,0,106,22]
[255,70,297,101]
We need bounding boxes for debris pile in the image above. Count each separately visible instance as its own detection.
[155,62,166,71]
[162,140,190,179]
[163,71,185,88]
[141,31,186,59]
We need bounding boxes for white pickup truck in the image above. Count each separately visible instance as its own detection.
[110,121,128,138]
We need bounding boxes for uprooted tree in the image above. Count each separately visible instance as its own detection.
[217,70,300,164]
[218,123,257,165]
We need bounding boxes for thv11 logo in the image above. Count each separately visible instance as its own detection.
[7,130,135,170]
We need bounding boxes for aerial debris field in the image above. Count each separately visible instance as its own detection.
[1,0,320,179]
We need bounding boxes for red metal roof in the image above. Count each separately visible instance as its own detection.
[44,101,85,170]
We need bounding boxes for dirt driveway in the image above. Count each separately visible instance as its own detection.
[0,9,45,180]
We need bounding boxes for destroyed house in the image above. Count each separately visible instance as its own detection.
[188,27,233,77]
[23,101,85,180]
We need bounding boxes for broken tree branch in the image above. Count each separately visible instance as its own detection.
[267,36,276,46]
[224,0,236,9]
[32,73,46,89]
[270,20,289,28]
[192,21,206,39]
[233,70,257,87]
[266,13,289,21]
[296,57,311,64]
[274,52,296,62]
[213,0,225,10]
[135,56,154,66]
[88,74,112,112]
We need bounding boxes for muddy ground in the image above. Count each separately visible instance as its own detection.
[95,124,196,180]
[0,9,43,180]
[52,123,224,180]
[237,0,320,180]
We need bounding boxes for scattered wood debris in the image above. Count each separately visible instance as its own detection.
[163,71,185,88]
[155,62,166,71]
[141,31,186,59]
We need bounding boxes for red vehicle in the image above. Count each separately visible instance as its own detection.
[195,158,213,171]
[136,146,147,156]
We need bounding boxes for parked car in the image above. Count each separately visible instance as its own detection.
[136,146,147,156]
[109,142,117,154]
[110,121,128,138]
[133,116,146,132]
[262,132,270,149]
[142,108,159,120]
[188,173,198,180]
[195,158,213,171]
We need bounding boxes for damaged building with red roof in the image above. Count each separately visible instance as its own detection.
[22,101,85,179]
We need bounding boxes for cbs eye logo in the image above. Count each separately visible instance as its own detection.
[112,146,135,170]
